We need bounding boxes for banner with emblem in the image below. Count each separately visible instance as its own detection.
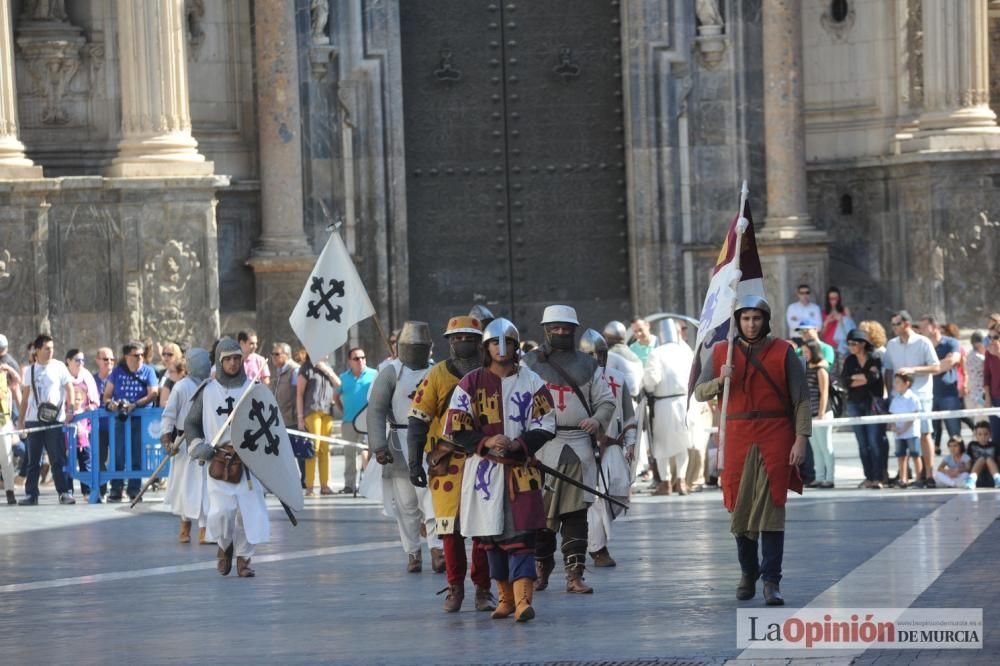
[289,231,376,362]
[231,384,304,512]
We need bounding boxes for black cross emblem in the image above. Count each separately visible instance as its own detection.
[241,399,281,456]
[216,396,236,417]
[306,276,345,322]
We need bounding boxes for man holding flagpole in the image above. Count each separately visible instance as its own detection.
[691,185,809,606]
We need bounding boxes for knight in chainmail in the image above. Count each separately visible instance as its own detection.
[185,337,270,579]
[367,321,443,574]
[522,305,614,594]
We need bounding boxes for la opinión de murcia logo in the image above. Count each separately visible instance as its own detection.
[737,608,983,650]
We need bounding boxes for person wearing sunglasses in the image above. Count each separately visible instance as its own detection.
[785,285,822,340]
[101,342,159,502]
[335,347,377,494]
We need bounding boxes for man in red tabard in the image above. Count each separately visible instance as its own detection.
[695,295,810,606]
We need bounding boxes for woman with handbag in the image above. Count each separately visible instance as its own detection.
[841,328,885,489]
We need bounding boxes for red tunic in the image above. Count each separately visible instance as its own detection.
[712,338,804,512]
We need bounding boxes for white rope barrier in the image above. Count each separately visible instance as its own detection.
[287,428,369,451]
[703,407,1000,435]
[3,422,77,437]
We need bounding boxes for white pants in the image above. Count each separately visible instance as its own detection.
[933,471,970,488]
[587,498,613,552]
[164,447,209,526]
[206,475,270,557]
[658,448,688,482]
[383,475,436,554]
[0,425,18,492]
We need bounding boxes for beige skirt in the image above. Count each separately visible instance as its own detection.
[729,444,785,539]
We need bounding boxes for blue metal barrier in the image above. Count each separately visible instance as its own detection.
[65,408,167,504]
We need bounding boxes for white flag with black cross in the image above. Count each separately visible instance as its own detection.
[289,231,375,361]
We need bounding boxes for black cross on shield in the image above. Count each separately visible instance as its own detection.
[241,399,281,455]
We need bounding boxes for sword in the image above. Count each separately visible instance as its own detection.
[487,454,629,511]
[130,449,174,508]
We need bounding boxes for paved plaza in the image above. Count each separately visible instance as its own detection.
[2,431,998,665]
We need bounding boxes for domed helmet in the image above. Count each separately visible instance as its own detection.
[469,304,495,328]
[397,321,432,369]
[444,315,483,365]
[482,318,520,359]
[733,294,772,339]
[602,320,627,345]
[578,328,609,366]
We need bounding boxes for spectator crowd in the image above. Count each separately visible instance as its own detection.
[1,289,999,506]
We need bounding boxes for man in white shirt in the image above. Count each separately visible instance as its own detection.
[17,334,75,505]
[882,310,941,487]
[785,284,822,339]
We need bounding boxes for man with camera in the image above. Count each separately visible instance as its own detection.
[17,334,75,505]
[101,341,158,502]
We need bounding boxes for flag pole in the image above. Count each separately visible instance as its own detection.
[717,180,750,470]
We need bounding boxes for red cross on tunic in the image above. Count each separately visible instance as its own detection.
[547,383,573,412]
[606,375,621,398]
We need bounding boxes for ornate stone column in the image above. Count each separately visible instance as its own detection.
[247,0,314,349]
[902,0,1000,151]
[759,0,827,336]
[760,0,815,237]
[0,0,42,178]
[105,0,213,176]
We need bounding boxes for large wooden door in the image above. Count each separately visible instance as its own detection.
[401,0,629,338]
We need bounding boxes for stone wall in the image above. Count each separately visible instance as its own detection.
[0,176,228,356]
[808,153,1000,328]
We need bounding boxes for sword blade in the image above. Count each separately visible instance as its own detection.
[534,460,629,511]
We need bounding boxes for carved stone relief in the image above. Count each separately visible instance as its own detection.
[310,0,330,45]
[903,0,923,109]
[186,0,206,61]
[143,240,202,344]
[695,0,726,70]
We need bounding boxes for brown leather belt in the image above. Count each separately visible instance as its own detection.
[728,410,789,420]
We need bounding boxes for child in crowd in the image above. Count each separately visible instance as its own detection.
[964,421,1000,489]
[887,373,921,487]
[933,436,970,488]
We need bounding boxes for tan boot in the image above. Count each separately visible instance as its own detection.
[430,547,446,574]
[513,577,536,622]
[589,547,617,568]
[651,480,672,496]
[178,520,192,544]
[677,479,689,496]
[236,556,255,578]
[198,527,209,545]
[441,584,463,612]
[407,552,422,573]
[491,581,515,619]
[565,564,593,594]
[216,544,234,576]
[534,555,554,591]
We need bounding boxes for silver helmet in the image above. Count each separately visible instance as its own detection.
[540,304,579,326]
[602,320,628,344]
[469,304,495,325]
[734,294,772,338]
[578,328,608,355]
[482,317,519,358]
[659,319,681,345]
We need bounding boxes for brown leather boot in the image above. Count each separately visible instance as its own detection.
[198,527,209,545]
[589,547,617,568]
[216,544,234,576]
[513,577,535,622]
[178,520,192,544]
[442,584,463,612]
[236,556,255,578]
[491,581,515,619]
[651,480,672,495]
[474,586,496,611]
[407,552,422,573]
[430,547,446,574]
[736,572,758,600]
[534,556,554,591]
[565,565,593,594]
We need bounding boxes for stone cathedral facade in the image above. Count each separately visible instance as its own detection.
[0,0,998,356]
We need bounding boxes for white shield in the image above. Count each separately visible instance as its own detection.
[231,384,304,512]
